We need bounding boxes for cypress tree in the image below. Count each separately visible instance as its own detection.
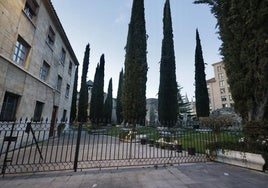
[78,44,90,122]
[90,65,99,123]
[194,0,268,121]
[103,78,113,123]
[116,69,124,124]
[122,0,148,125]
[90,54,105,124]
[194,29,210,117]
[158,0,178,127]
[177,86,191,118]
[70,65,78,122]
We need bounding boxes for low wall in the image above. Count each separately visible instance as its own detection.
[211,149,265,171]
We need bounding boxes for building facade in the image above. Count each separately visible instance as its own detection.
[0,0,79,129]
[207,61,234,111]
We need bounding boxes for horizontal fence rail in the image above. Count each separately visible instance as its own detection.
[2,119,266,175]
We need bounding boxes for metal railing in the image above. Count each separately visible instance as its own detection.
[1,119,266,175]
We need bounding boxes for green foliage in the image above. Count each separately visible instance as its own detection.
[122,0,148,125]
[194,0,268,121]
[194,29,210,117]
[70,66,78,122]
[158,0,178,127]
[244,121,268,144]
[177,86,192,117]
[116,69,124,124]
[103,78,113,123]
[78,44,90,122]
[90,54,105,124]
[57,123,65,137]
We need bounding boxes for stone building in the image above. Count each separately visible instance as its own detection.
[0,0,79,132]
[207,61,234,111]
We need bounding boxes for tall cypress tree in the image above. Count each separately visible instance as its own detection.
[194,0,268,122]
[103,78,113,123]
[90,54,105,123]
[158,0,178,127]
[116,69,124,124]
[194,29,210,117]
[122,0,148,125]
[90,64,99,123]
[78,44,90,122]
[70,65,78,122]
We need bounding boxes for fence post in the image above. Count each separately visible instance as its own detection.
[74,123,82,172]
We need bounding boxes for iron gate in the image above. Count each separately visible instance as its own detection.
[0,120,209,175]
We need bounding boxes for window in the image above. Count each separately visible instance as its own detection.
[40,61,50,81]
[219,80,224,87]
[68,61,73,75]
[221,96,227,102]
[229,95,233,101]
[33,101,44,122]
[218,73,224,80]
[47,26,55,45]
[24,0,39,20]
[65,84,70,98]
[222,104,228,108]
[0,92,20,121]
[62,109,67,122]
[56,75,62,91]
[13,36,30,66]
[220,88,225,94]
[217,65,222,72]
[60,48,66,64]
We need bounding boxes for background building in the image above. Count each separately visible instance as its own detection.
[207,61,234,111]
[0,0,79,131]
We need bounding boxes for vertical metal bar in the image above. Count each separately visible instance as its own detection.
[86,131,91,160]
[74,123,82,172]
[60,129,66,162]
[65,128,71,162]
[81,130,87,161]
[1,122,15,175]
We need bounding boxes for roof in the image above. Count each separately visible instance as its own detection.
[206,78,216,83]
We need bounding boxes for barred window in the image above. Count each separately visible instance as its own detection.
[56,75,62,91]
[40,61,50,81]
[68,61,73,75]
[33,101,44,122]
[65,84,70,98]
[47,26,55,45]
[13,36,30,66]
[24,0,39,20]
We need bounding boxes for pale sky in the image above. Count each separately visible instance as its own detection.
[51,0,222,100]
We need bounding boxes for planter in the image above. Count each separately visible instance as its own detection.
[149,140,155,147]
[188,147,196,155]
[166,143,174,150]
[140,138,147,145]
[208,149,265,171]
[57,123,66,137]
[174,144,182,153]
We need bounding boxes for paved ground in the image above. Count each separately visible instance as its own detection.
[0,162,267,188]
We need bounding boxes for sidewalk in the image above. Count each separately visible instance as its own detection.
[0,162,267,188]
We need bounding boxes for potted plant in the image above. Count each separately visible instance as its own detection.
[140,138,147,145]
[149,139,155,147]
[188,147,196,155]
[57,123,66,137]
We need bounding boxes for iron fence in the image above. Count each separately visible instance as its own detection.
[1,119,266,175]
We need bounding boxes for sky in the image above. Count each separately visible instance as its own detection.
[51,0,222,100]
